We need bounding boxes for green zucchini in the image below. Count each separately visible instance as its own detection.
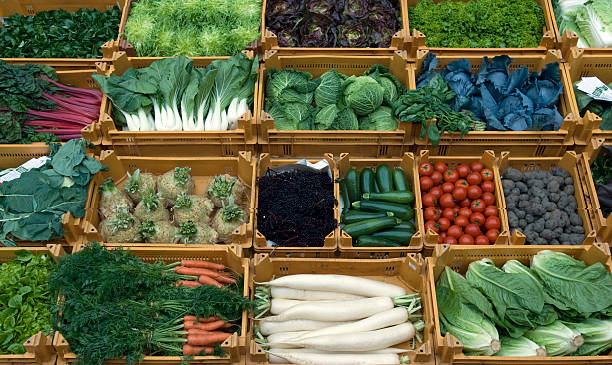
[373,179,380,193]
[345,169,361,203]
[396,220,416,231]
[393,168,409,191]
[375,164,393,193]
[363,191,415,204]
[372,229,414,244]
[360,168,377,195]
[342,210,394,224]
[339,179,351,214]
[342,217,400,238]
[355,235,403,247]
[352,200,414,220]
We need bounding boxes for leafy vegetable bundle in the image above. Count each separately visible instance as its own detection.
[437,250,612,357]
[0,7,120,58]
[0,250,53,355]
[125,0,261,57]
[553,0,612,48]
[0,139,105,246]
[590,147,612,218]
[50,242,253,364]
[93,54,257,132]
[574,78,612,130]
[409,0,546,48]
[266,65,404,131]
[266,0,401,48]
[0,61,103,142]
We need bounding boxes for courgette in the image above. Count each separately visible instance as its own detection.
[342,217,400,238]
[375,164,393,193]
[393,168,409,191]
[352,200,414,220]
[345,169,361,203]
[363,191,415,204]
[372,229,414,244]
[360,168,377,195]
[396,220,416,231]
[342,210,394,224]
[339,179,351,214]
[355,235,403,247]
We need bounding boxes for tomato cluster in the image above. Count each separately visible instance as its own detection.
[418,161,500,245]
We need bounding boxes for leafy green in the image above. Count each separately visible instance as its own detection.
[525,320,584,356]
[315,70,345,108]
[554,0,612,48]
[502,260,568,311]
[573,80,612,131]
[364,65,404,105]
[438,267,498,322]
[496,336,546,357]
[563,318,612,345]
[343,76,384,116]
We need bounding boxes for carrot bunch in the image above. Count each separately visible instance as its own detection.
[175,259,237,288]
[182,315,234,355]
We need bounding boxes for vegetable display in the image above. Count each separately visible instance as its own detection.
[0,7,120,58]
[93,54,257,132]
[553,0,612,48]
[124,0,260,57]
[436,250,612,356]
[502,166,586,245]
[0,61,103,142]
[0,250,53,355]
[50,242,253,364]
[591,147,612,218]
[419,161,500,245]
[254,274,424,364]
[266,65,405,131]
[574,77,612,130]
[97,169,250,244]
[0,139,104,246]
[265,0,401,48]
[408,0,546,48]
[340,165,416,247]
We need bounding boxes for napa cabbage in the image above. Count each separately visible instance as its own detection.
[496,336,547,357]
[556,0,612,48]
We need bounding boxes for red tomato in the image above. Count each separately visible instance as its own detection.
[452,187,467,201]
[438,234,444,244]
[465,223,481,237]
[484,206,498,217]
[455,179,469,188]
[424,220,439,233]
[444,170,458,183]
[467,172,482,186]
[430,171,443,185]
[470,212,486,226]
[434,162,447,174]
[481,180,495,193]
[484,216,501,231]
[481,169,494,181]
[486,229,500,244]
[454,215,469,227]
[439,193,455,208]
[420,176,434,192]
[419,163,433,176]
[459,234,475,245]
[458,207,472,217]
[471,199,485,213]
[453,207,460,214]
[437,217,451,231]
[456,164,470,178]
[429,186,443,200]
[475,235,490,245]
[470,162,484,172]
[442,182,455,193]
[444,236,457,245]
[481,192,495,206]
[447,225,463,238]
[440,232,447,240]
[422,193,437,208]
[459,198,471,208]
[424,207,441,221]
[467,185,482,199]
[442,208,456,221]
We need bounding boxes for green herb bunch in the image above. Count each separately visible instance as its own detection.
[173,167,192,187]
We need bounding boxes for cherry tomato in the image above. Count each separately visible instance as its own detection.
[424,207,441,221]
[424,220,439,233]
[444,236,457,245]
[484,206,498,217]
[438,232,448,244]
[458,207,472,217]
[486,229,500,244]
[438,234,444,244]
[452,187,467,201]
[475,235,490,245]
[430,171,443,185]
[455,179,469,188]
[454,215,469,227]
[470,162,484,172]
[440,232,447,240]
[465,223,481,237]
[467,172,482,186]
[459,198,471,208]
[429,186,443,200]
[422,193,437,208]
[442,208,456,221]
[420,176,434,192]
[459,234,475,245]
[437,217,451,231]
[453,207,460,214]
[444,170,459,183]
[470,212,486,226]
[419,163,433,176]
[484,216,501,231]
[434,162,447,174]
[467,185,482,199]
[481,180,495,193]
[447,225,463,238]
[481,169,494,181]
[441,182,455,193]
[481,192,495,206]
[471,199,485,213]
[439,193,455,209]
[456,164,470,178]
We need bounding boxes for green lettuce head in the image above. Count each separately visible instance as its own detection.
[343,76,384,116]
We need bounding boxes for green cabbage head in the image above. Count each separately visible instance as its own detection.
[343,76,384,116]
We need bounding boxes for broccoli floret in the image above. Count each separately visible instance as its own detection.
[564,177,573,186]
[515,181,528,193]
[502,179,515,190]
[527,179,546,189]
[547,180,560,193]
[569,213,582,226]
[551,167,570,178]
[541,229,555,240]
[571,225,585,234]
[564,184,575,194]
[515,209,526,219]
[508,210,519,227]
[504,168,523,181]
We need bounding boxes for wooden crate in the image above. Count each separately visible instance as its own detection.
[427,243,612,365]
[248,253,436,365]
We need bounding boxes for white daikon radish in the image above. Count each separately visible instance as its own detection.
[268,348,408,355]
[268,350,401,365]
[262,297,393,322]
[270,299,305,314]
[267,331,311,346]
[259,320,344,336]
[258,274,406,297]
[270,287,366,301]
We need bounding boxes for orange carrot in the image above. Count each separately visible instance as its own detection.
[184,315,220,323]
[182,329,215,338]
[177,280,201,287]
[181,259,225,271]
[198,275,223,288]
[187,332,231,346]
[222,323,233,328]
[184,320,226,331]
[183,344,214,356]
[176,267,229,278]
[214,275,237,284]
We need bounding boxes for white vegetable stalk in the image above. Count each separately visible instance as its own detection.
[268,351,405,365]
[259,320,345,336]
[271,299,322,315]
[270,287,366,301]
[261,297,394,322]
